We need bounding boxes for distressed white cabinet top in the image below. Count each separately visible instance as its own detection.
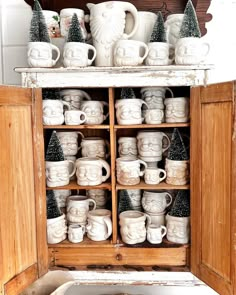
[15,65,212,88]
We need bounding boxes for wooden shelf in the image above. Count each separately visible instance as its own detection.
[43,125,110,130]
[116,180,190,190]
[48,237,113,248]
[115,123,190,129]
[46,180,111,190]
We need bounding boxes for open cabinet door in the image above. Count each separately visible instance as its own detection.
[191,82,236,295]
[0,86,48,295]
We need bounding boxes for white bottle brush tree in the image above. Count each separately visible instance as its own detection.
[167,128,189,161]
[46,190,62,219]
[120,88,136,99]
[45,131,65,162]
[67,13,85,43]
[168,190,190,217]
[149,11,167,43]
[29,0,50,42]
[179,0,201,38]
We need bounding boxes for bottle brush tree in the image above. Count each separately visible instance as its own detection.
[149,11,167,43]
[120,87,136,99]
[179,0,201,38]
[42,88,61,100]
[45,131,65,161]
[167,128,189,161]
[118,190,134,214]
[168,190,190,217]
[46,190,62,219]
[67,13,85,43]
[29,0,50,43]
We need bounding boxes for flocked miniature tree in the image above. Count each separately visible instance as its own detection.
[42,88,61,100]
[118,190,134,214]
[167,128,189,161]
[168,190,190,217]
[120,88,136,99]
[149,11,167,43]
[67,13,85,43]
[29,0,50,42]
[45,131,65,161]
[179,0,201,38]
[46,190,62,219]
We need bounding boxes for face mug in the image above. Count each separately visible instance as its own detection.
[27,42,60,68]
[86,189,108,208]
[114,39,149,66]
[68,224,85,243]
[64,110,87,125]
[164,97,190,123]
[144,210,166,227]
[60,89,92,110]
[54,189,71,208]
[63,43,97,67]
[126,189,142,208]
[42,100,70,126]
[67,195,96,225]
[166,214,190,244]
[80,101,109,125]
[144,167,166,185]
[86,209,112,241]
[145,42,174,66]
[116,157,147,186]
[164,14,184,47]
[175,37,210,65]
[42,10,61,38]
[165,158,190,185]
[57,131,84,156]
[45,160,76,187]
[142,191,173,214]
[146,224,167,244]
[137,131,170,162]
[141,87,174,110]
[118,137,138,158]
[144,109,164,124]
[115,99,148,125]
[75,157,111,186]
[47,214,67,244]
[79,137,110,159]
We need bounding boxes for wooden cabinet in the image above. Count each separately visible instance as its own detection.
[0,69,235,295]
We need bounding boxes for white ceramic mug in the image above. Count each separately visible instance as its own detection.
[144,210,166,226]
[144,167,167,185]
[80,101,109,125]
[126,189,142,209]
[79,137,110,159]
[114,39,148,66]
[144,109,164,124]
[119,210,151,244]
[57,131,84,156]
[175,37,210,65]
[115,99,148,125]
[165,158,190,185]
[145,42,174,66]
[63,43,96,67]
[60,89,91,110]
[42,99,70,125]
[142,191,172,214]
[164,97,190,123]
[68,224,85,243]
[141,87,174,110]
[137,131,170,162]
[65,155,77,181]
[147,224,167,244]
[42,10,60,38]
[67,195,96,225]
[116,157,147,185]
[166,214,190,244]
[27,42,60,68]
[118,137,138,158]
[64,110,87,125]
[86,209,112,241]
[86,189,108,209]
[75,157,111,186]
[47,214,67,244]
[45,160,76,187]
[54,189,71,208]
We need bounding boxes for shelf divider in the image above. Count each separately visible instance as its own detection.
[46,180,111,190]
[115,123,190,129]
[116,180,190,190]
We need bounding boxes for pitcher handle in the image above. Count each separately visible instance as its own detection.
[67,160,76,178]
[161,225,167,238]
[62,100,71,110]
[104,216,112,239]
[79,90,92,101]
[158,168,167,183]
[145,213,151,227]
[50,43,60,66]
[165,193,173,207]
[87,44,97,65]
[102,101,109,121]
[138,159,147,177]
[162,133,170,153]
[87,198,96,210]
[77,131,84,152]
[168,44,175,65]
[122,3,138,39]
[100,159,111,182]
[105,139,111,159]
[141,100,149,122]
[166,87,174,98]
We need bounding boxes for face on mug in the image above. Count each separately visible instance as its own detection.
[165,101,189,121]
[121,222,146,243]
[118,142,138,157]
[146,44,169,66]
[82,105,104,124]
[166,165,188,182]
[46,166,69,183]
[64,46,85,66]
[58,135,78,156]
[67,206,87,223]
[145,170,160,183]
[47,219,67,243]
[138,137,162,155]
[142,197,166,213]
[77,165,101,182]
[114,45,138,66]
[87,190,107,207]
[28,45,52,67]
[118,104,141,121]
[82,142,106,158]
[43,102,64,125]
[117,166,140,185]
[167,219,189,244]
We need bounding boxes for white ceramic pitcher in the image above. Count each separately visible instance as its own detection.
[87,1,138,66]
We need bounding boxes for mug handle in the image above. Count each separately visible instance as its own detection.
[102,101,109,121]
[161,225,167,238]
[79,90,92,101]
[141,100,149,122]
[87,44,97,66]
[105,139,111,159]
[201,43,210,59]
[50,44,61,66]
[168,44,175,65]
[87,198,96,210]
[138,159,147,177]
[158,168,167,183]
[77,131,85,151]
[162,132,171,153]
[139,43,149,62]
[67,160,76,178]
[166,87,174,98]
[99,159,111,182]
[145,213,151,227]
[122,3,138,39]
[104,216,112,239]
[62,100,71,110]
[165,193,173,207]
[79,111,87,124]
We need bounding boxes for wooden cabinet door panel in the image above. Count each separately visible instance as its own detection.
[191,82,236,295]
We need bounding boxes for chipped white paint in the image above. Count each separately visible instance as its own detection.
[15,66,212,88]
